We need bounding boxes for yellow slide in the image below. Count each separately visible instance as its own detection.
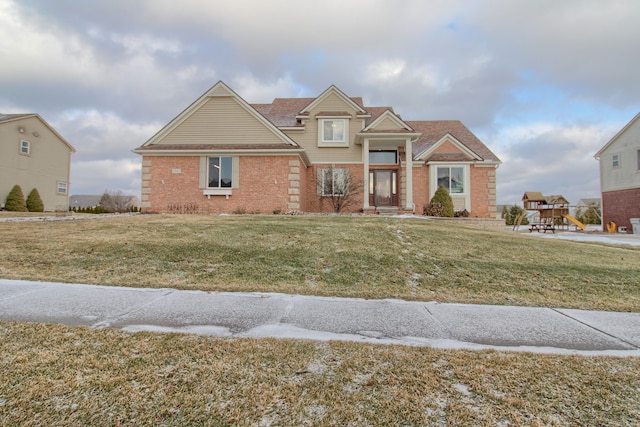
[564,214,586,230]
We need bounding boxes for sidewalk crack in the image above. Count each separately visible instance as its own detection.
[92,288,176,329]
[552,308,639,350]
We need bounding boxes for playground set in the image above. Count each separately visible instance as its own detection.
[518,192,586,233]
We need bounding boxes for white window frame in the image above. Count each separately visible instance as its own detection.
[429,164,470,212]
[321,168,348,196]
[20,140,30,155]
[612,153,620,169]
[207,156,233,189]
[436,165,466,195]
[57,181,68,195]
[318,119,348,147]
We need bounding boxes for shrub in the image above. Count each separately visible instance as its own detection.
[100,190,134,213]
[430,185,454,217]
[26,188,44,212]
[423,202,443,217]
[5,185,27,212]
[454,209,470,218]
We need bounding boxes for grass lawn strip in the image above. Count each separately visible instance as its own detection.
[0,215,638,311]
[1,321,639,426]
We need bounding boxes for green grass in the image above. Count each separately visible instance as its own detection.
[1,214,639,311]
[1,321,638,426]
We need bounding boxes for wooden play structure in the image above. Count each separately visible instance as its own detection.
[521,192,583,233]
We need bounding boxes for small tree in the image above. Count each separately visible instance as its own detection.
[576,204,601,225]
[502,204,529,226]
[26,188,44,212]
[430,184,454,217]
[317,166,362,213]
[5,185,27,212]
[99,190,133,213]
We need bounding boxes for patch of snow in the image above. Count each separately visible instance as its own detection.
[121,324,232,337]
[527,231,640,246]
[453,383,471,396]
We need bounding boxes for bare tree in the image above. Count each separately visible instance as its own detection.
[99,190,134,213]
[317,166,362,213]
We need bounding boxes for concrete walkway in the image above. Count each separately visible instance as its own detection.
[1,279,639,356]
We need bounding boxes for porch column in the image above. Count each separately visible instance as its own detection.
[404,138,413,210]
[363,138,370,209]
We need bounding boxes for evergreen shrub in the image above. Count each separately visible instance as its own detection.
[430,185,454,217]
[5,185,27,212]
[26,188,44,212]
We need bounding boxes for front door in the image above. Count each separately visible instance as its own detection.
[374,170,393,207]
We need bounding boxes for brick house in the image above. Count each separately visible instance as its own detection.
[134,82,501,216]
[595,112,640,232]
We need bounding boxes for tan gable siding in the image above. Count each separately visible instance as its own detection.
[314,92,358,112]
[371,116,405,131]
[286,93,363,163]
[158,97,285,145]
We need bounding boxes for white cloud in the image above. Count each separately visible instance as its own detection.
[70,158,140,196]
[0,0,99,85]
[494,122,617,204]
[51,110,161,160]
[231,74,299,103]
[2,0,639,203]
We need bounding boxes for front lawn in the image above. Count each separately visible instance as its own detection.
[0,214,638,311]
[1,321,638,426]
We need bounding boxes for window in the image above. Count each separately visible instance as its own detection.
[637,149,640,171]
[612,153,620,168]
[321,168,348,196]
[208,156,233,188]
[319,119,347,146]
[369,150,397,164]
[20,140,30,155]
[57,182,68,195]
[437,167,464,194]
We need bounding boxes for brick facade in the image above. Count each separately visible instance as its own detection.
[602,188,640,233]
[143,155,299,214]
[469,166,495,218]
[303,164,365,213]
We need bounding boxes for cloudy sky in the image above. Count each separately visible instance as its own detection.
[2,0,639,206]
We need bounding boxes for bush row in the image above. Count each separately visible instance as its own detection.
[3,185,44,212]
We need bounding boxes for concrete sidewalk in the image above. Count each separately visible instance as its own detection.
[1,279,639,356]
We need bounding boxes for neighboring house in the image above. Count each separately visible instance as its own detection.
[575,198,601,211]
[134,82,501,216]
[0,114,75,211]
[574,197,601,216]
[595,112,640,232]
[69,195,102,210]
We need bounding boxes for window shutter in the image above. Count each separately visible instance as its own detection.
[232,157,240,188]
[199,157,207,188]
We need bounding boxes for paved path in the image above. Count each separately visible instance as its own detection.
[1,279,639,356]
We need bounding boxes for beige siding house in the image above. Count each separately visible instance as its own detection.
[134,82,501,216]
[595,112,640,232]
[0,114,75,211]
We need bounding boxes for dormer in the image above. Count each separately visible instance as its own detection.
[298,85,368,147]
